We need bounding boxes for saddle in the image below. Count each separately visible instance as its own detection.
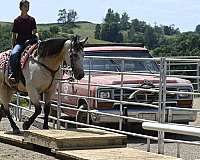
[1,43,38,88]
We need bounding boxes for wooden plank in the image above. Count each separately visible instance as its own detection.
[56,147,182,160]
[0,131,24,144]
[0,131,35,150]
[24,128,127,150]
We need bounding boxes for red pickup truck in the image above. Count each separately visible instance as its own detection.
[54,43,197,125]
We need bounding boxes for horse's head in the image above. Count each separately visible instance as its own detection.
[66,36,88,80]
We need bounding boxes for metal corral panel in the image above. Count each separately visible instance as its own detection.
[24,128,127,150]
[56,147,181,160]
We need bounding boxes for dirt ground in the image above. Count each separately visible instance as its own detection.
[190,97,200,125]
[0,118,60,160]
[0,97,200,160]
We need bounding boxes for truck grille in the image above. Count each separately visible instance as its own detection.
[114,87,177,103]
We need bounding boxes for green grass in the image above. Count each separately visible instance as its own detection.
[0,21,12,26]
[0,21,109,44]
[72,22,108,43]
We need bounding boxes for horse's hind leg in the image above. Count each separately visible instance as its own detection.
[1,104,20,134]
[0,105,5,121]
[0,85,20,134]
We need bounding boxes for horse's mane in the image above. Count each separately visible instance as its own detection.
[37,38,68,58]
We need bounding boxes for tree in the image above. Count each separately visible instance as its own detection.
[104,8,115,23]
[0,24,12,52]
[120,12,129,30]
[50,26,60,36]
[128,25,135,42]
[67,9,78,23]
[144,26,158,49]
[57,9,67,24]
[39,30,52,40]
[95,24,101,39]
[162,24,180,35]
[195,24,200,33]
[100,23,110,41]
[114,13,120,23]
[100,9,122,42]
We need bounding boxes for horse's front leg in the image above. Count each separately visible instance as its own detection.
[1,104,20,134]
[43,102,51,129]
[43,90,55,129]
[23,86,42,130]
[23,103,42,130]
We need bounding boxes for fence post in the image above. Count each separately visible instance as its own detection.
[147,138,151,152]
[119,60,124,130]
[86,59,92,125]
[16,92,20,121]
[158,57,167,154]
[197,61,200,93]
[57,66,62,129]
[122,107,128,131]
[177,143,181,158]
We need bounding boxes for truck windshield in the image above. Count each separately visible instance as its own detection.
[83,50,159,73]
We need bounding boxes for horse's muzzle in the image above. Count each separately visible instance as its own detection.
[75,72,84,80]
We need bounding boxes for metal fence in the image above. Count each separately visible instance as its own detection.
[9,56,200,159]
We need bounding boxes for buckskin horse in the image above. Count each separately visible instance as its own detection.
[0,36,87,134]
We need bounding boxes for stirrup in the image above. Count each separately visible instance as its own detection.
[8,74,18,87]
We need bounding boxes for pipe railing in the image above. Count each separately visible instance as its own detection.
[9,55,200,159]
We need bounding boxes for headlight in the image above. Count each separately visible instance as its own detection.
[178,89,190,98]
[99,90,111,99]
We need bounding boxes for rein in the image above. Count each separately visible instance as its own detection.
[31,41,74,91]
[32,58,60,91]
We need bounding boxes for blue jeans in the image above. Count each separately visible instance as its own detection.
[10,44,25,79]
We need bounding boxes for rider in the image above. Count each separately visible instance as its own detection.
[9,0,39,84]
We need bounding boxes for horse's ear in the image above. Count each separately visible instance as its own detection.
[80,37,88,45]
[37,41,45,56]
[74,35,79,44]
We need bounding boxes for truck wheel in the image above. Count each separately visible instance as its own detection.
[76,104,91,128]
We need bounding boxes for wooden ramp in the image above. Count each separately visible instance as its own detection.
[23,128,127,150]
[56,148,181,160]
[0,129,181,160]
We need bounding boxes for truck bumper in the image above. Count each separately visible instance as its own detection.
[90,109,197,124]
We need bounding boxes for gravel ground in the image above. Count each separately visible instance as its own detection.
[127,134,200,160]
[127,97,200,160]
[1,119,200,160]
[0,97,200,160]
[0,118,60,160]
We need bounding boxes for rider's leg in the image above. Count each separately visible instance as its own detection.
[10,44,25,82]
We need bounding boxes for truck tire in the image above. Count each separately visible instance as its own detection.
[76,103,91,128]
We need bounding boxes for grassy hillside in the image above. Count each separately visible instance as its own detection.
[72,22,108,43]
[0,21,108,44]
[37,22,108,43]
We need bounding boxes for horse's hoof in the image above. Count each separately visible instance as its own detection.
[43,125,49,129]
[23,121,30,130]
[13,128,21,135]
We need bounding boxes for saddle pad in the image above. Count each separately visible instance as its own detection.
[0,50,10,70]
[20,43,38,69]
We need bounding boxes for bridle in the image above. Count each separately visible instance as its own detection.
[32,40,76,91]
[32,58,60,91]
[33,38,83,91]
[69,39,84,77]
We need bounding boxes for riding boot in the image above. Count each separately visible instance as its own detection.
[9,44,25,86]
[9,55,20,86]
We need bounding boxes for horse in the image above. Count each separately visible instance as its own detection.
[0,36,88,134]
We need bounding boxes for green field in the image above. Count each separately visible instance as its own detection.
[0,21,108,44]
